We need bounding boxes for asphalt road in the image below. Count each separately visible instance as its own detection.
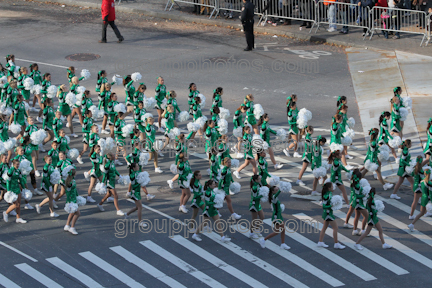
[0,1,431,288]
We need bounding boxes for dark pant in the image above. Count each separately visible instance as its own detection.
[102,21,123,41]
[243,21,254,49]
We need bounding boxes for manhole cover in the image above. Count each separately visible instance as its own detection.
[208,56,230,63]
[65,53,100,62]
[158,186,177,194]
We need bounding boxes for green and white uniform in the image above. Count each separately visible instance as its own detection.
[258,155,271,186]
[41,163,54,192]
[23,124,39,151]
[413,168,424,193]
[397,146,411,177]
[367,195,379,225]
[99,90,111,113]
[190,179,204,208]
[155,83,166,110]
[163,111,175,137]
[249,180,262,212]
[43,106,55,131]
[124,80,135,107]
[242,133,254,160]
[89,132,100,148]
[0,120,8,142]
[30,70,42,85]
[90,152,102,178]
[378,117,393,145]
[107,100,119,126]
[40,80,51,104]
[82,116,94,145]
[218,166,233,196]
[13,101,27,126]
[145,124,156,152]
[209,154,220,182]
[330,158,349,185]
[0,162,9,190]
[48,148,59,167]
[244,100,256,126]
[188,89,199,115]
[330,121,342,145]
[351,182,367,210]
[65,179,78,205]
[311,141,323,170]
[114,118,126,146]
[261,120,276,147]
[202,188,217,218]
[56,136,70,152]
[81,96,93,117]
[133,89,144,107]
[58,90,71,116]
[390,103,401,133]
[102,159,120,189]
[129,170,141,201]
[420,180,432,207]
[134,107,146,133]
[167,97,181,119]
[233,109,244,130]
[302,132,313,163]
[177,160,191,189]
[287,107,299,135]
[192,102,202,120]
[322,190,335,221]
[271,189,283,222]
[53,117,63,138]
[204,126,219,155]
[364,140,379,165]
[6,167,25,195]
[17,74,31,100]
[423,125,432,155]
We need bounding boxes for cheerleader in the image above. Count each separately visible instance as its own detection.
[144,116,163,173]
[53,110,63,138]
[81,90,93,117]
[56,129,70,154]
[249,174,264,239]
[317,182,346,249]
[0,154,8,203]
[189,170,204,232]
[191,180,231,243]
[106,92,119,138]
[35,155,59,217]
[338,104,353,160]
[186,96,204,143]
[212,87,223,109]
[133,83,146,108]
[155,76,167,132]
[70,77,84,125]
[42,98,55,145]
[85,144,102,203]
[391,140,414,199]
[217,134,231,166]
[330,114,351,169]
[36,73,52,122]
[48,141,60,168]
[100,83,112,134]
[77,110,93,164]
[232,104,247,158]
[23,117,41,176]
[390,96,402,138]
[30,64,43,113]
[134,101,146,141]
[233,125,258,179]
[346,169,368,235]
[219,158,242,219]
[16,139,41,197]
[378,111,398,160]
[95,70,114,96]
[6,79,19,109]
[17,67,31,103]
[64,169,80,235]
[12,94,27,135]
[161,104,176,150]
[297,125,314,186]
[422,118,432,166]
[311,135,327,196]
[114,110,127,165]
[361,128,394,190]
[176,153,191,213]
[257,150,271,187]
[188,83,199,115]
[203,119,219,158]
[259,186,291,250]
[355,188,393,249]
[124,163,146,226]
[57,85,77,137]
[0,114,13,162]
[98,153,124,215]
[53,151,74,204]
[409,157,424,219]
[167,134,187,189]
[167,91,181,124]
[123,75,135,117]
[244,94,259,135]
[328,150,350,205]
[209,148,220,182]
[283,101,301,158]
[259,113,283,169]
[393,86,405,131]
[408,169,432,231]
[5,54,16,79]
[2,159,27,223]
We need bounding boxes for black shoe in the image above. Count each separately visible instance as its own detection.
[117,37,124,43]
[244,47,252,51]
[300,22,307,27]
[305,24,312,28]
[98,40,107,43]
[339,30,348,34]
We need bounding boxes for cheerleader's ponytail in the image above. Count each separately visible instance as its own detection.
[190,170,200,189]
[204,180,214,191]
[321,182,332,201]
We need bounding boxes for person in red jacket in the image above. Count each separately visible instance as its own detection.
[99,0,124,43]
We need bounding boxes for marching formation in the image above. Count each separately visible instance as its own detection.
[0,54,431,251]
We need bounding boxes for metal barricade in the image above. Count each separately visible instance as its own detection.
[212,0,264,25]
[165,0,218,19]
[315,1,371,39]
[370,6,428,46]
[426,13,431,46]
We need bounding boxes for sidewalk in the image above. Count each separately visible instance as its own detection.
[33,0,432,56]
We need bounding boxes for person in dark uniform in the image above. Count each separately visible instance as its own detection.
[241,0,255,51]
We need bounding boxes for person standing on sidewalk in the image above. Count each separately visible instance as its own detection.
[241,0,255,51]
[99,0,124,43]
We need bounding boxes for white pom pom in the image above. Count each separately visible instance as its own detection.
[331,195,343,211]
[324,178,337,190]
[388,136,402,149]
[97,138,106,150]
[219,108,231,120]
[230,159,240,168]
[61,165,75,179]
[177,111,190,123]
[197,94,206,108]
[4,138,16,151]
[276,129,287,141]
[50,169,61,185]
[0,142,6,155]
[214,191,225,209]
[359,178,370,188]
[144,97,156,109]
[65,135,70,144]
[65,92,76,107]
[253,104,264,120]
[399,107,409,121]
[141,113,153,122]
[47,85,57,98]
[229,182,241,194]
[280,203,285,212]
[19,159,33,176]
[402,97,412,109]
[137,171,151,187]
[105,137,115,151]
[76,195,86,206]
[30,84,42,95]
[114,103,126,114]
[117,175,131,186]
[347,117,355,129]
[170,164,178,174]
[9,123,22,134]
[64,202,79,214]
[278,181,292,193]
[153,140,164,152]
[267,176,280,186]
[4,191,18,203]
[252,134,268,152]
[259,186,270,203]
[95,183,107,195]
[139,152,150,166]
[313,167,327,178]
[0,103,12,116]
[346,170,353,181]
[187,122,201,133]
[112,74,123,86]
[206,168,211,176]
[121,124,134,138]
[330,143,344,152]
[21,189,32,201]
[183,173,193,189]
[405,158,417,174]
[80,69,91,81]
[30,129,47,145]
[131,72,142,82]
[426,203,432,214]
[24,78,34,90]
[296,114,308,130]
[364,159,378,172]
[194,116,207,129]
[0,76,7,88]
[217,119,228,135]
[76,86,86,95]
[233,127,243,138]
[378,149,390,162]
[89,105,104,119]
[161,98,168,110]
[341,136,352,146]
[374,200,385,213]
[167,127,181,140]
[67,148,79,160]
[362,185,371,197]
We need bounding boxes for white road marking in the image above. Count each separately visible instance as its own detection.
[0,273,21,288]
[0,241,38,262]
[16,58,69,69]
[15,263,63,288]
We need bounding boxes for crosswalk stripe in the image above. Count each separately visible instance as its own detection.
[330,208,432,271]
[45,257,103,288]
[293,213,409,275]
[262,219,376,281]
[140,240,227,288]
[231,224,345,287]
[171,235,268,288]
[0,273,21,288]
[79,251,145,288]
[15,263,63,288]
[201,231,309,288]
[110,246,188,288]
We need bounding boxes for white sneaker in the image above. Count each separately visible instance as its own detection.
[116,210,125,216]
[283,148,290,157]
[396,158,400,164]
[390,194,401,200]
[280,243,291,250]
[97,204,104,211]
[345,165,354,170]
[408,223,414,232]
[86,196,96,203]
[334,242,346,249]
[35,204,41,214]
[354,244,364,250]
[249,232,259,239]
[107,197,114,203]
[318,178,324,185]
[352,229,360,236]
[39,144,46,152]
[382,243,393,249]
[373,172,378,180]
[425,212,432,217]
[77,157,83,164]
[383,183,394,190]
[229,190,235,195]
[346,154,353,159]
[259,238,266,248]
[231,213,241,220]
[139,221,148,228]
[180,205,188,213]
[203,226,212,233]
[25,204,34,210]
[71,133,78,138]
[233,170,241,179]
[84,171,90,181]
[189,228,196,233]
[64,225,70,231]
[221,236,231,243]
[34,189,43,196]
[69,227,78,235]
[274,163,283,170]
[36,116,42,123]
[66,122,70,128]
[158,127,165,133]
[50,212,59,217]
[155,167,163,173]
[317,241,329,248]
[218,212,222,217]
[343,223,353,228]
[3,211,8,222]
[158,152,164,157]
[101,130,110,134]
[52,200,58,209]
[35,170,41,177]
[311,191,320,196]
[408,215,415,220]
[114,160,123,166]
[192,233,202,242]
[146,194,155,200]
[327,27,337,32]
[9,210,16,216]
[296,179,305,186]
[16,218,27,224]
[293,152,302,158]
[167,180,174,189]
[360,230,370,237]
